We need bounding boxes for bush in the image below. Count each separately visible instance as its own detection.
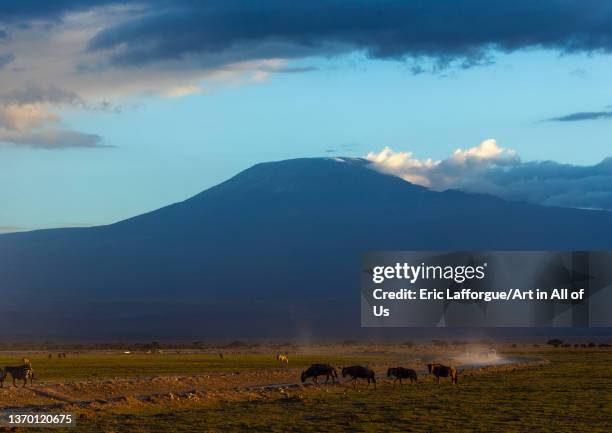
[546,339,563,348]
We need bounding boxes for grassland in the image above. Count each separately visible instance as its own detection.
[0,346,610,432]
[0,352,380,382]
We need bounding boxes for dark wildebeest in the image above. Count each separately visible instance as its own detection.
[300,364,337,384]
[342,366,376,388]
[2,363,34,387]
[427,363,458,385]
[387,367,418,386]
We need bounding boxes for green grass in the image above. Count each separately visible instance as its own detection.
[53,349,611,433]
[0,353,383,381]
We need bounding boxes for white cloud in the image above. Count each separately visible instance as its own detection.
[0,104,59,131]
[0,103,104,149]
[365,146,436,186]
[366,139,519,189]
[163,85,205,99]
[449,139,518,164]
[366,140,612,211]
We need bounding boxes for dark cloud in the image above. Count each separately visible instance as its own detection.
[470,158,612,211]
[548,111,612,122]
[0,52,14,69]
[5,1,612,73]
[82,0,612,71]
[0,1,115,23]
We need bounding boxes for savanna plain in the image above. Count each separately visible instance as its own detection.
[0,342,609,432]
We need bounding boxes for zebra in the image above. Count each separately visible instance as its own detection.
[3,362,34,387]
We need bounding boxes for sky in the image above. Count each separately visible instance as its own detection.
[1,1,612,231]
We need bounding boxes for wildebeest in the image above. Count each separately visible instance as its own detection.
[300,364,337,384]
[427,363,458,385]
[341,366,376,388]
[2,363,34,387]
[387,367,418,386]
[276,354,289,364]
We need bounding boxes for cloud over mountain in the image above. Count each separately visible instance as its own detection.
[366,140,612,211]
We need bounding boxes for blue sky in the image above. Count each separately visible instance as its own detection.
[1,1,612,231]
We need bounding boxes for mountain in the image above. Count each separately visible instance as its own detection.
[1,157,612,340]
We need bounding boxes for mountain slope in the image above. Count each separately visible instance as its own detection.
[1,157,612,339]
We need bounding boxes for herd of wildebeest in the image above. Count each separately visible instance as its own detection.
[299,362,458,388]
[0,353,459,389]
[275,352,458,388]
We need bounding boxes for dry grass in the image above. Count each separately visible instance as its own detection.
[1,347,610,432]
